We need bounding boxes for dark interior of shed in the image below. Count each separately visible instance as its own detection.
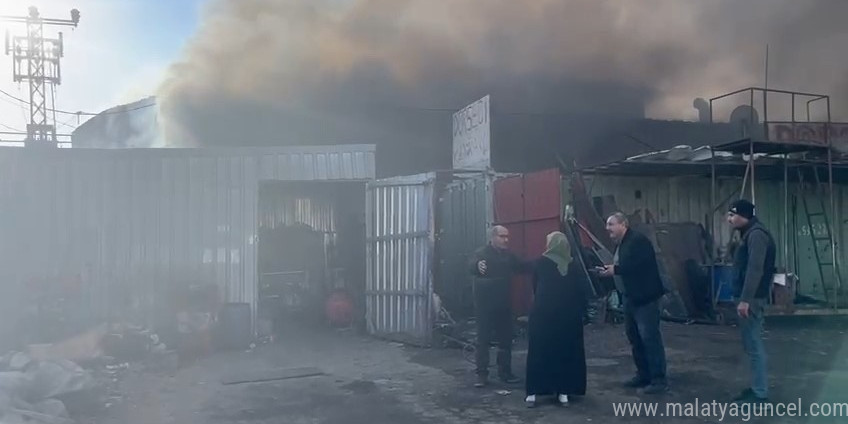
[257,181,366,336]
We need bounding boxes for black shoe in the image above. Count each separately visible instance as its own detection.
[641,382,669,395]
[474,376,488,388]
[623,376,651,388]
[733,389,768,404]
[732,388,754,401]
[499,374,521,384]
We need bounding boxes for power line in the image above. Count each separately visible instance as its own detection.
[0,88,156,116]
[55,113,79,131]
[0,123,23,132]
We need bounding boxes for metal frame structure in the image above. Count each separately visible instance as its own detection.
[708,87,846,315]
[2,6,80,144]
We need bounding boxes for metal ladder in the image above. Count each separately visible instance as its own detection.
[797,166,843,306]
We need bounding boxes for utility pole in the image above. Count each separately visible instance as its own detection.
[2,6,80,146]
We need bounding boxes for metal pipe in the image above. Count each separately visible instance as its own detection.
[788,94,794,275]
[827,96,838,309]
[763,46,769,140]
[711,146,717,307]
[750,89,756,203]
[750,140,756,203]
[709,87,759,102]
[760,88,830,97]
[709,99,714,124]
[784,153,789,274]
[710,87,830,103]
[792,93,796,136]
[711,147,717,235]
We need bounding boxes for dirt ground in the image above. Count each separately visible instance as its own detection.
[83,316,848,424]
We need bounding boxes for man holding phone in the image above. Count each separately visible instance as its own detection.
[598,212,668,394]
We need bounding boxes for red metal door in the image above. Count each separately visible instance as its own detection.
[494,168,561,317]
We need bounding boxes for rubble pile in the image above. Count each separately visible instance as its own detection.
[0,352,92,424]
[0,323,172,423]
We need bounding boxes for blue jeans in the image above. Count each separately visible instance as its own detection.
[624,299,667,384]
[740,299,768,398]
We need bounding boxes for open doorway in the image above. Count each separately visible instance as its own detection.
[257,181,366,337]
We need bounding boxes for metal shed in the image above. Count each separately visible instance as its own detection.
[0,144,375,340]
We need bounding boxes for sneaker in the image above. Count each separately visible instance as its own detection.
[474,376,488,388]
[641,382,669,394]
[499,374,521,384]
[623,376,651,388]
[525,395,536,408]
[557,394,569,406]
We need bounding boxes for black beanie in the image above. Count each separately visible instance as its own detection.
[729,199,755,219]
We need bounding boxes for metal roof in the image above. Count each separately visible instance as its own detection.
[580,143,848,182]
[712,138,831,155]
[0,144,377,181]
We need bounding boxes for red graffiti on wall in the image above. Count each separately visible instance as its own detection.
[767,122,848,147]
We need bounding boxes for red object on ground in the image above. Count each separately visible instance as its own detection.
[326,291,354,327]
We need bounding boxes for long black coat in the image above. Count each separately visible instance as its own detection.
[525,257,587,396]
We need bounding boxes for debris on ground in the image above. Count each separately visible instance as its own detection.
[221,366,325,385]
[101,324,168,362]
[0,322,171,423]
[0,351,94,423]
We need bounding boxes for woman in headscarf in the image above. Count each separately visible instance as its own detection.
[524,231,588,407]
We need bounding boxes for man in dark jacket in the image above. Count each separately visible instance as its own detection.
[599,212,668,394]
[727,199,775,404]
[468,225,531,387]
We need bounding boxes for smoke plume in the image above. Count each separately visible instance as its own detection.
[158,0,848,173]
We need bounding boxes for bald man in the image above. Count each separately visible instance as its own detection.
[468,225,532,387]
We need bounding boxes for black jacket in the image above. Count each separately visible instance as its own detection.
[614,228,666,307]
[732,217,776,302]
[468,244,531,310]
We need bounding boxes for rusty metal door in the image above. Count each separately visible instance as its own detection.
[494,168,562,316]
[365,173,436,345]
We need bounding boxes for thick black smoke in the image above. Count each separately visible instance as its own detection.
[158,0,848,174]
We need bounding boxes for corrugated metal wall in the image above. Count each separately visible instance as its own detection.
[582,174,847,301]
[436,174,492,317]
[365,173,436,345]
[0,145,375,337]
[259,188,337,233]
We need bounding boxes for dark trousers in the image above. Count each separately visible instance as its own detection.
[475,306,513,378]
[473,279,514,378]
[624,299,667,384]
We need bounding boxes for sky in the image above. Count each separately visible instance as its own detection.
[0,0,201,142]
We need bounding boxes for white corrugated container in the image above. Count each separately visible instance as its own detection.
[0,145,375,337]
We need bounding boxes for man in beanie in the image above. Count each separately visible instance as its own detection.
[727,199,776,404]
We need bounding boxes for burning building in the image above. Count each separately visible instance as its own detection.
[71,97,162,149]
